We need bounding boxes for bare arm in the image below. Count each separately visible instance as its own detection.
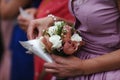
[89,0,120,74]
[44,49,120,77]
[0,0,31,19]
[117,0,120,11]
[83,49,120,75]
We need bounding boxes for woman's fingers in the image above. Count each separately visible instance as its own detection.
[27,17,54,40]
[18,19,28,26]
[27,19,43,39]
[17,14,31,32]
[44,62,57,69]
[51,54,66,64]
[44,54,84,77]
[27,20,37,39]
[45,68,58,73]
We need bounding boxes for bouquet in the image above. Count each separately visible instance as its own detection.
[20,21,84,63]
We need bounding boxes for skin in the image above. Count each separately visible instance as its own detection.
[17,8,37,32]
[27,16,73,39]
[0,0,31,19]
[44,49,120,78]
[44,54,84,78]
[117,0,120,10]
[27,17,55,39]
[27,0,120,77]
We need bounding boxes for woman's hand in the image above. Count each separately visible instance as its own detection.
[27,17,55,39]
[17,8,37,32]
[44,54,84,78]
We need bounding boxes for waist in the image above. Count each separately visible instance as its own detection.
[81,41,117,55]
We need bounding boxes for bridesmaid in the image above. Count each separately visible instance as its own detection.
[27,0,120,80]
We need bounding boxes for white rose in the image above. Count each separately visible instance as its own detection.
[49,35,62,49]
[71,33,82,42]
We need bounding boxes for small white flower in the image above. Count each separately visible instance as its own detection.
[49,35,62,49]
[39,36,45,49]
[54,21,64,27]
[71,33,82,42]
[47,26,57,36]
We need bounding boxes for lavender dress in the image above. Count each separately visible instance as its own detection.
[67,0,120,80]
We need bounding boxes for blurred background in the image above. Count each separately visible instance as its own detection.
[0,0,41,80]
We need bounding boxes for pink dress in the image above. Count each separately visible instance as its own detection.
[66,0,120,80]
[45,0,120,80]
